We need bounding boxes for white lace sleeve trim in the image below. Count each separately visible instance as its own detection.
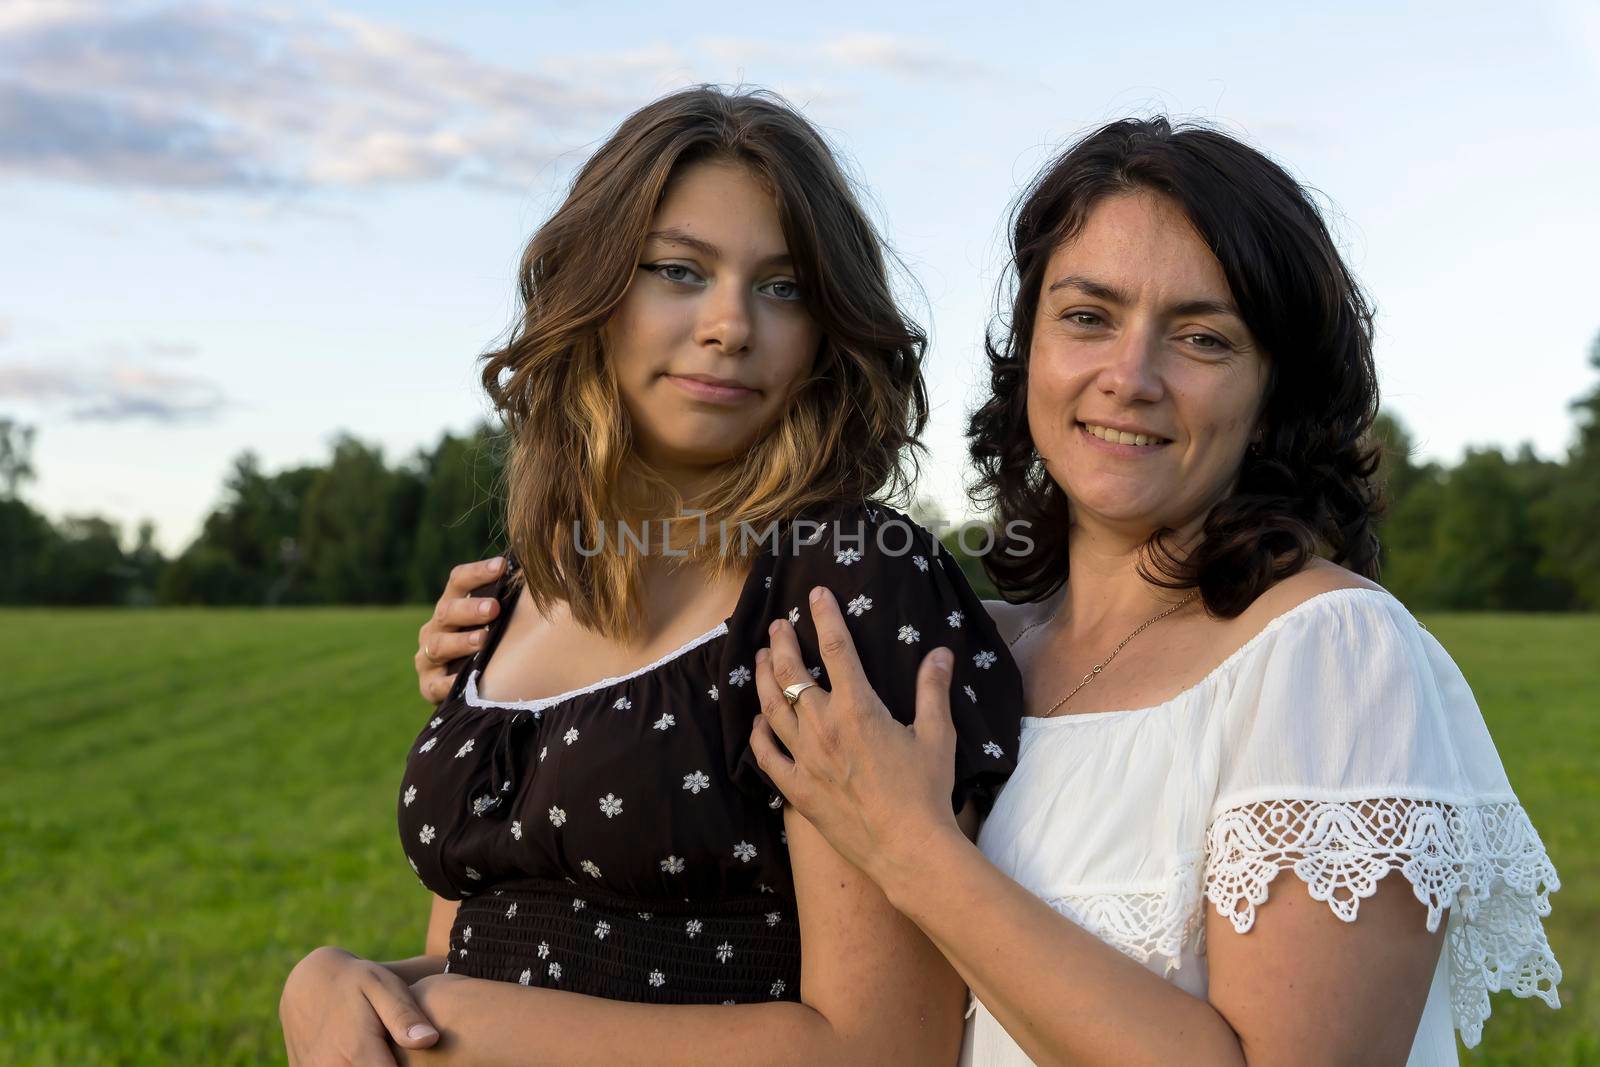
[1203,796,1563,1048]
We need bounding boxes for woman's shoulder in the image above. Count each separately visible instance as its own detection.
[1237,558,1385,628]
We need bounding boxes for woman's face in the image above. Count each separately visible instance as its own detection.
[604,160,821,483]
[1027,190,1271,536]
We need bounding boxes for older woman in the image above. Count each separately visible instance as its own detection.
[748,119,1561,1066]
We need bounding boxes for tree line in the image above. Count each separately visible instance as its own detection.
[3,333,1597,611]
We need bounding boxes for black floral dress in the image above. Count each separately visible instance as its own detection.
[397,499,1024,1005]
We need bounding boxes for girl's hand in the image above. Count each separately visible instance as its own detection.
[280,946,440,1067]
[415,558,505,705]
[750,585,961,890]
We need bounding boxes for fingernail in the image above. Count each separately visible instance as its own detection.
[933,648,953,670]
[478,600,493,616]
[488,556,504,572]
[769,620,781,636]
[470,630,484,646]
[407,1024,438,1040]
[809,586,824,604]
[756,648,769,665]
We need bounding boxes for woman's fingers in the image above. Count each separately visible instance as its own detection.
[419,626,486,666]
[443,556,505,599]
[750,715,801,796]
[753,647,800,749]
[914,647,957,747]
[765,618,828,722]
[435,594,499,631]
[803,586,871,696]
[363,966,440,1050]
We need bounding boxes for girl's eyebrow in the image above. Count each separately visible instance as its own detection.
[645,228,793,269]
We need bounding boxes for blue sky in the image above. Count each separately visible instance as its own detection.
[3,0,1598,553]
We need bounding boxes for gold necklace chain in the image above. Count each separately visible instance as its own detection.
[1010,590,1200,718]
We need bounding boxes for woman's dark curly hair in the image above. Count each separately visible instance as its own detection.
[969,117,1382,617]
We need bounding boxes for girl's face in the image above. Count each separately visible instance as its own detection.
[604,160,821,485]
[1027,190,1271,537]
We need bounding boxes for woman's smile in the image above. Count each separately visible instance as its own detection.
[664,372,761,405]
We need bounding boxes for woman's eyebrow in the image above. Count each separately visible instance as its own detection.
[644,228,792,268]
[1048,274,1241,320]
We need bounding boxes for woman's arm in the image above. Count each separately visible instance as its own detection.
[391,806,967,1067]
[749,586,1444,1067]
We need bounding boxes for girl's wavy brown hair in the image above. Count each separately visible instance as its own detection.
[482,86,927,639]
[969,117,1382,616]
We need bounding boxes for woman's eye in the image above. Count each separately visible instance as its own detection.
[1184,333,1229,351]
[762,279,801,301]
[1066,311,1103,327]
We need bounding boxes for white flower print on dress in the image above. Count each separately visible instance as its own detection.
[835,547,862,566]
[770,979,786,998]
[649,970,666,988]
[518,968,531,985]
[716,942,734,963]
[462,926,473,943]
[652,713,675,731]
[983,741,1005,758]
[418,824,436,845]
[947,610,964,627]
[913,554,928,572]
[764,575,772,589]
[847,594,872,616]
[458,947,467,958]
[787,606,800,625]
[683,771,711,795]
[507,903,518,919]
[599,793,624,818]
[809,666,822,678]
[403,785,416,807]
[572,898,585,911]
[685,919,703,939]
[614,696,632,710]
[418,737,437,754]
[765,912,781,926]
[733,841,757,863]
[768,794,783,810]
[581,859,602,878]
[661,855,686,874]
[471,795,497,816]
[594,920,611,940]
[465,867,481,881]
[538,941,550,959]
[454,739,475,758]
[429,716,442,729]
[638,912,652,920]
[511,820,523,841]
[973,650,997,669]
[563,728,580,745]
[549,806,567,827]
[898,625,920,644]
[963,684,977,703]
[728,665,753,688]
[548,962,561,981]
[708,685,719,701]
[539,746,548,762]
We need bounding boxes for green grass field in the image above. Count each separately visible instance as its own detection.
[2,609,1594,1065]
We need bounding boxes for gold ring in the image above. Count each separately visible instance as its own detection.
[782,681,817,706]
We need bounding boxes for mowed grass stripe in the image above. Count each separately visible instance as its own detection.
[1,609,1594,1065]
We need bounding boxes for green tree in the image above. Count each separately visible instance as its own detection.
[406,425,506,602]
[1535,332,1600,608]
[297,436,405,604]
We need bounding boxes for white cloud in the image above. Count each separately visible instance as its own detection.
[0,339,227,422]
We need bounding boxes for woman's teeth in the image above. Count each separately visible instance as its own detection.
[1082,423,1165,447]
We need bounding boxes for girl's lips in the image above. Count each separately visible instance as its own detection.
[666,374,758,405]
[1076,421,1172,456]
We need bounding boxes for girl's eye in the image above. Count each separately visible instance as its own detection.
[640,262,703,285]
[762,279,801,301]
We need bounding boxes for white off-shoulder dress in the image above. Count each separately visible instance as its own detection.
[962,588,1561,1066]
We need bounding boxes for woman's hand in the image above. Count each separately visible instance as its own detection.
[415,558,505,705]
[750,585,962,892]
[280,946,440,1067]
